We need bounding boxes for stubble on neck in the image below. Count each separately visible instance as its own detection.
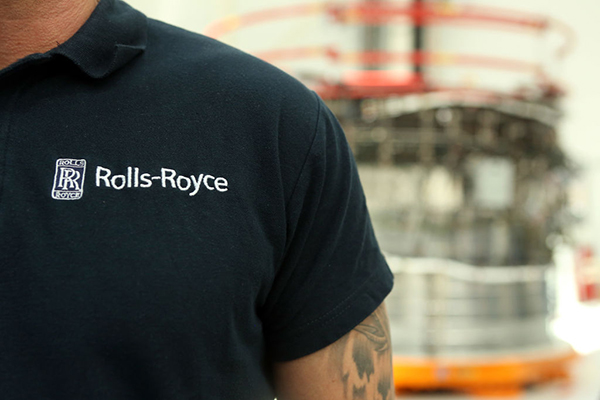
[0,0,99,70]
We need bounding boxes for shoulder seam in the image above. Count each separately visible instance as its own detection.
[284,91,323,210]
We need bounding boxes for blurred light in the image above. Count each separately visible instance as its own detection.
[552,304,600,354]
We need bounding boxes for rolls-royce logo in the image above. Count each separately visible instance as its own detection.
[51,158,87,200]
[50,159,230,200]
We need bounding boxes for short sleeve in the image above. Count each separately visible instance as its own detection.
[262,94,394,362]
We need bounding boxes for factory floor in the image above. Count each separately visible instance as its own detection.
[396,346,600,400]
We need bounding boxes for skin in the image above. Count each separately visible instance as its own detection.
[0,0,99,70]
[274,302,394,400]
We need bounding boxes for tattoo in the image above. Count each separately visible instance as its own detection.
[377,373,392,400]
[352,339,375,381]
[354,307,390,354]
[352,385,366,399]
[341,372,350,398]
[329,303,393,400]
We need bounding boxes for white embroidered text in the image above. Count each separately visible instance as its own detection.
[95,166,229,196]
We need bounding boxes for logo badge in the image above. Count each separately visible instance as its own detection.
[52,158,87,200]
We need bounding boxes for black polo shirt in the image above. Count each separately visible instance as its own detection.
[0,0,393,398]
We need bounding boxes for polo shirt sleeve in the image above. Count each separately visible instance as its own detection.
[262,93,394,362]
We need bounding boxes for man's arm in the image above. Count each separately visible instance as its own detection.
[273,302,394,400]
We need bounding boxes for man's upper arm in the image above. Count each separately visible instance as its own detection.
[273,302,394,400]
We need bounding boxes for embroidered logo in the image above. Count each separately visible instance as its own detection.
[52,158,87,200]
[95,166,229,196]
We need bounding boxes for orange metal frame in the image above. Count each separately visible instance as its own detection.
[393,348,578,396]
[204,2,575,57]
[254,47,540,73]
[203,2,573,100]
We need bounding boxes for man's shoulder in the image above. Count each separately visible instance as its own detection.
[141,19,316,111]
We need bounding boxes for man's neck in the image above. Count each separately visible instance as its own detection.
[0,0,99,70]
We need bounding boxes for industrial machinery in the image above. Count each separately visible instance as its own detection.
[206,1,578,395]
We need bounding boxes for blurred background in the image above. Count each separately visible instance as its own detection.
[125,0,600,398]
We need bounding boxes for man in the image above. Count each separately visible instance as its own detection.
[0,0,394,399]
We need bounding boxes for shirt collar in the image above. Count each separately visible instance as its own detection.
[51,0,147,79]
